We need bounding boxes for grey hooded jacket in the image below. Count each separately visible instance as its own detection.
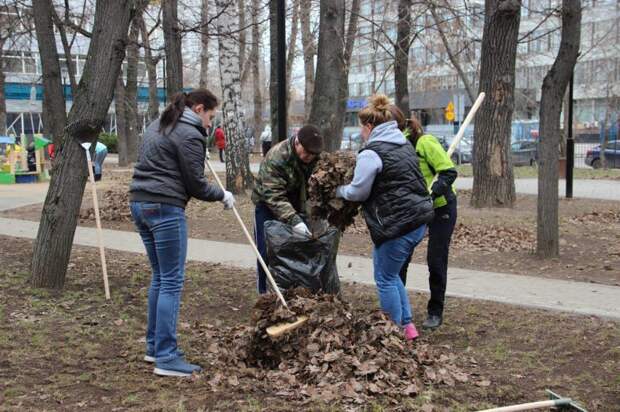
[130,109,224,208]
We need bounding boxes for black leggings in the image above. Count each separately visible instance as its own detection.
[399,198,457,316]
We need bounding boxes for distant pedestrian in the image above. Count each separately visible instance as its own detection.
[93,141,108,181]
[214,126,226,162]
[260,125,272,156]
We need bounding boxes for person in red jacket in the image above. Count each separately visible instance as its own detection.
[214,126,226,162]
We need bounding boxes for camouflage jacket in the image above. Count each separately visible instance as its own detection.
[251,137,316,226]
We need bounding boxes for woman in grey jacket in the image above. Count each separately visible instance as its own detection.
[130,89,234,377]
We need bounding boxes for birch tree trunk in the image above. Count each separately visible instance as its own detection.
[33,0,67,148]
[31,0,136,290]
[537,0,581,258]
[300,0,315,121]
[138,15,160,122]
[394,0,412,115]
[286,0,300,112]
[200,0,210,89]
[163,0,183,100]
[215,0,253,193]
[471,0,520,208]
[125,18,140,163]
[251,0,263,135]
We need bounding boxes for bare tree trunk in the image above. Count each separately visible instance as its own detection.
[215,0,253,193]
[33,0,67,148]
[51,9,78,93]
[471,0,520,208]
[286,0,300,113]
[429,2,475,103]
[125,18,140,163]
[138,15,160,122]
[308,0,346,152]
[115,77,129,165]
[200,0,210,89]
[394,0,412,115]
[31,0,136,290]
[251,0,263,134]
[300,0,315,121]
[163,0,183,100]
[537,0,581,258]
[238,0,247,81]
[269,0,280,141]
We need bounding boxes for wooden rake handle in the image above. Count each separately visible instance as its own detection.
[204,159,289,310]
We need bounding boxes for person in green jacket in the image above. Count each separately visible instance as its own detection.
[390,107,458,330]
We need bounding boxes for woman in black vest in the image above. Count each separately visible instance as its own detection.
[335,95,434,340]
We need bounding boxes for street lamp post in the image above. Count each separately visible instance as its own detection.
[566,73,574,199]
[276,0,287,141]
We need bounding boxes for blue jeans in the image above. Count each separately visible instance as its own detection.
[373,225,426,326]
[254,202,275,294]
[130,201,187,362]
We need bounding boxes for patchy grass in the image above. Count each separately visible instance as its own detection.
[0,236,618,410]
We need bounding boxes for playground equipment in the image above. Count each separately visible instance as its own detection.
[0,135,52,184]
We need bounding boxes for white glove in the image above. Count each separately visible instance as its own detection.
[205,149,211,160]
[293,222,311,237]
[222,190,235,210]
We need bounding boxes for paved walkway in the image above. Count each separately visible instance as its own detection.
[455,177,620,201]
[1,215,619,320]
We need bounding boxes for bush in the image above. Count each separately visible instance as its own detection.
[98,132,118,153]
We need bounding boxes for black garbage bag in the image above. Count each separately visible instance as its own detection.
[264,220,340,294]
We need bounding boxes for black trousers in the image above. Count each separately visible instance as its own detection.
[261,141,272,156]
[399,198,457,317]
[219,148,225,162]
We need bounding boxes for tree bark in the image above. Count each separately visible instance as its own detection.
[138,15,160,122]
[163,0,183,100]
[394,0,412,115]
[215,0,254,193]
[537,0,581,258]
[471,0,520,208]
[286,0,300,113]
[269,0,280,142]
[238,0,247,85]
[115,76,128,162]
[300,0,315,121]
[124,18,140,163]
[30,0,136,290]
[33,0,67,148]
[308,0,346,152]
[251,0,263,135]
[199,0,210,89]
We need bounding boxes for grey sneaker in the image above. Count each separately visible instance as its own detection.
[154,357,201,377]
[422,314,443,330]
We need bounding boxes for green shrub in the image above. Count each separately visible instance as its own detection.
[98,132,118,153]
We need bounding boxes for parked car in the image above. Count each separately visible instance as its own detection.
[436,135,473,165]
[340,130,363,151]
[586,140,619,169]
[511,139,538,166]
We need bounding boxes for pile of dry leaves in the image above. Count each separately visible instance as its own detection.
[451,223,535,253]
[568,210,620,226]
[197,289,480,404]
[308,151,360,230]
[80,188,131,222]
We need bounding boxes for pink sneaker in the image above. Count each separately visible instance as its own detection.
[403,323,419,341]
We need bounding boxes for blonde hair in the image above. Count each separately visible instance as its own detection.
[358,94,393,127]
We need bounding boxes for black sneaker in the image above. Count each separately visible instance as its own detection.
[422,314,443,330]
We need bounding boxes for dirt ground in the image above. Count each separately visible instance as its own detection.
[0,236,618,411]
[2,169,619,286]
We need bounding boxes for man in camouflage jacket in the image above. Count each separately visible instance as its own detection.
[252,125,324,293]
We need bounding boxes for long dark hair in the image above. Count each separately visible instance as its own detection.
[159,89,218,132]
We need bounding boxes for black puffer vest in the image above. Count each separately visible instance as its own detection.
[361,140,434,245]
